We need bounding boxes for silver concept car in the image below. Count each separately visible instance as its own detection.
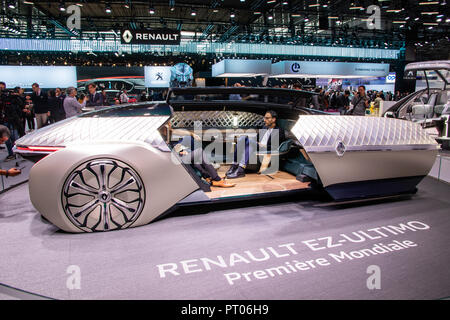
[384,60,450,149]
[14,87,438,233]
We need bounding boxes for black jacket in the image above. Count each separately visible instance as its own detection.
[47,96,60,115]
[87,92,104,108]
[31,90,48,114]
[336,94,349,109]
[258,125,286,151]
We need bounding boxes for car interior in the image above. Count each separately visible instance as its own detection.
[402,89,449,121]
[396,69,449,123]
[159,109,316,199]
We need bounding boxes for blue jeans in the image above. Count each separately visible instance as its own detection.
[4,123,16,157]
[5,138,14,157]
[234,135,259,168]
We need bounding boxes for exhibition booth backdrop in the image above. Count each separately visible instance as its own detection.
[0,60,392,90]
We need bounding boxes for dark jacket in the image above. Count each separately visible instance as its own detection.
[31,90,48,114]
[258,125,286,151]
[336,94,349,110]
[47,96,60,115]
[4,94,24,122]
[86,92,104,108]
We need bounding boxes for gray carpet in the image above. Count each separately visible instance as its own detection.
[0,177,449,300]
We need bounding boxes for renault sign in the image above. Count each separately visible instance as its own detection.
[121,29,181,45]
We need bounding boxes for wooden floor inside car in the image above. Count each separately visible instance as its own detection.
[207,166,310,199]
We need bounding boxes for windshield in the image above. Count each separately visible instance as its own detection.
[416,69,449,90]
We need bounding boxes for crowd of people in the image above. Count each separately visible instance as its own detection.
[0,81,162,163]
[307,86,409,114]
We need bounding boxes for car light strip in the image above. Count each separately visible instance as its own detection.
[17,146,65,152]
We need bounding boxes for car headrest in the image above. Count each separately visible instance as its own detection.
[437,91,448,104]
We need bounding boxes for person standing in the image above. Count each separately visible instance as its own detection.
[119,90,129,104]
[350,85,370,116]
[101,89,109,106]
[373,92,384,109]
[336,90,350,115]
[8,87,26,137]
[27,83,48,129]
[86,83,104,110]
[52,87,67,122]
[0,81,7,125]
[47,90,59,124]
[64,87,87,118]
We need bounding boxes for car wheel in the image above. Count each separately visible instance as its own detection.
[61,158,145,232]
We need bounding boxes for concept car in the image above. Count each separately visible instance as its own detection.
[14,87,438,233]
[384,60,450,149]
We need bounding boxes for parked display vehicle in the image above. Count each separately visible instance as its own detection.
[14,87,438,233]
[384,60,450,149]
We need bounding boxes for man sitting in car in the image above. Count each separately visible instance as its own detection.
[226,110,286,179]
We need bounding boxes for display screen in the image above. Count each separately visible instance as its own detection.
[0,66,77,88]
[144,66,172,87]
[77,66,145,96]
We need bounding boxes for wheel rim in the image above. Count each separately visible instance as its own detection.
[62,159,145,232]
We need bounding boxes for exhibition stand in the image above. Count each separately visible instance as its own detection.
[0,149,449,300]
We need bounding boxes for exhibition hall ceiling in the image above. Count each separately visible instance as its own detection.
[0,0,449,60]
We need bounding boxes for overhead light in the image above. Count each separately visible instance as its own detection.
[423,22,438,25]
[75,2,83,6]
[386,9,402,13]
[23,1,34,4]
[105,3,112,14]
[59,2,66,11]
[419,1,439,4]
[230,10,236,18]
[191,9,197,16]
[7,1,15,9]
[393,21,407,23]
[421,11,439,14]
[149,7,155,14]
[254,11,262,14]
[304,16,310,22]
[268,13,273,20]
[437,14,444,17]
[415,17,420,20]
[350,2,363,10]
[282,1,289,5]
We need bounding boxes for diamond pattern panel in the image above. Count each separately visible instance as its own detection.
[291,115,438,152]
[16,116,169,147]
[170,111,264,128]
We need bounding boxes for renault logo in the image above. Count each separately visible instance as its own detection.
[122,30,133,43]
[335,141,346,157]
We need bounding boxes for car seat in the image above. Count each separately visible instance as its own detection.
[411,93,437,119]
[434,91,448,116]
